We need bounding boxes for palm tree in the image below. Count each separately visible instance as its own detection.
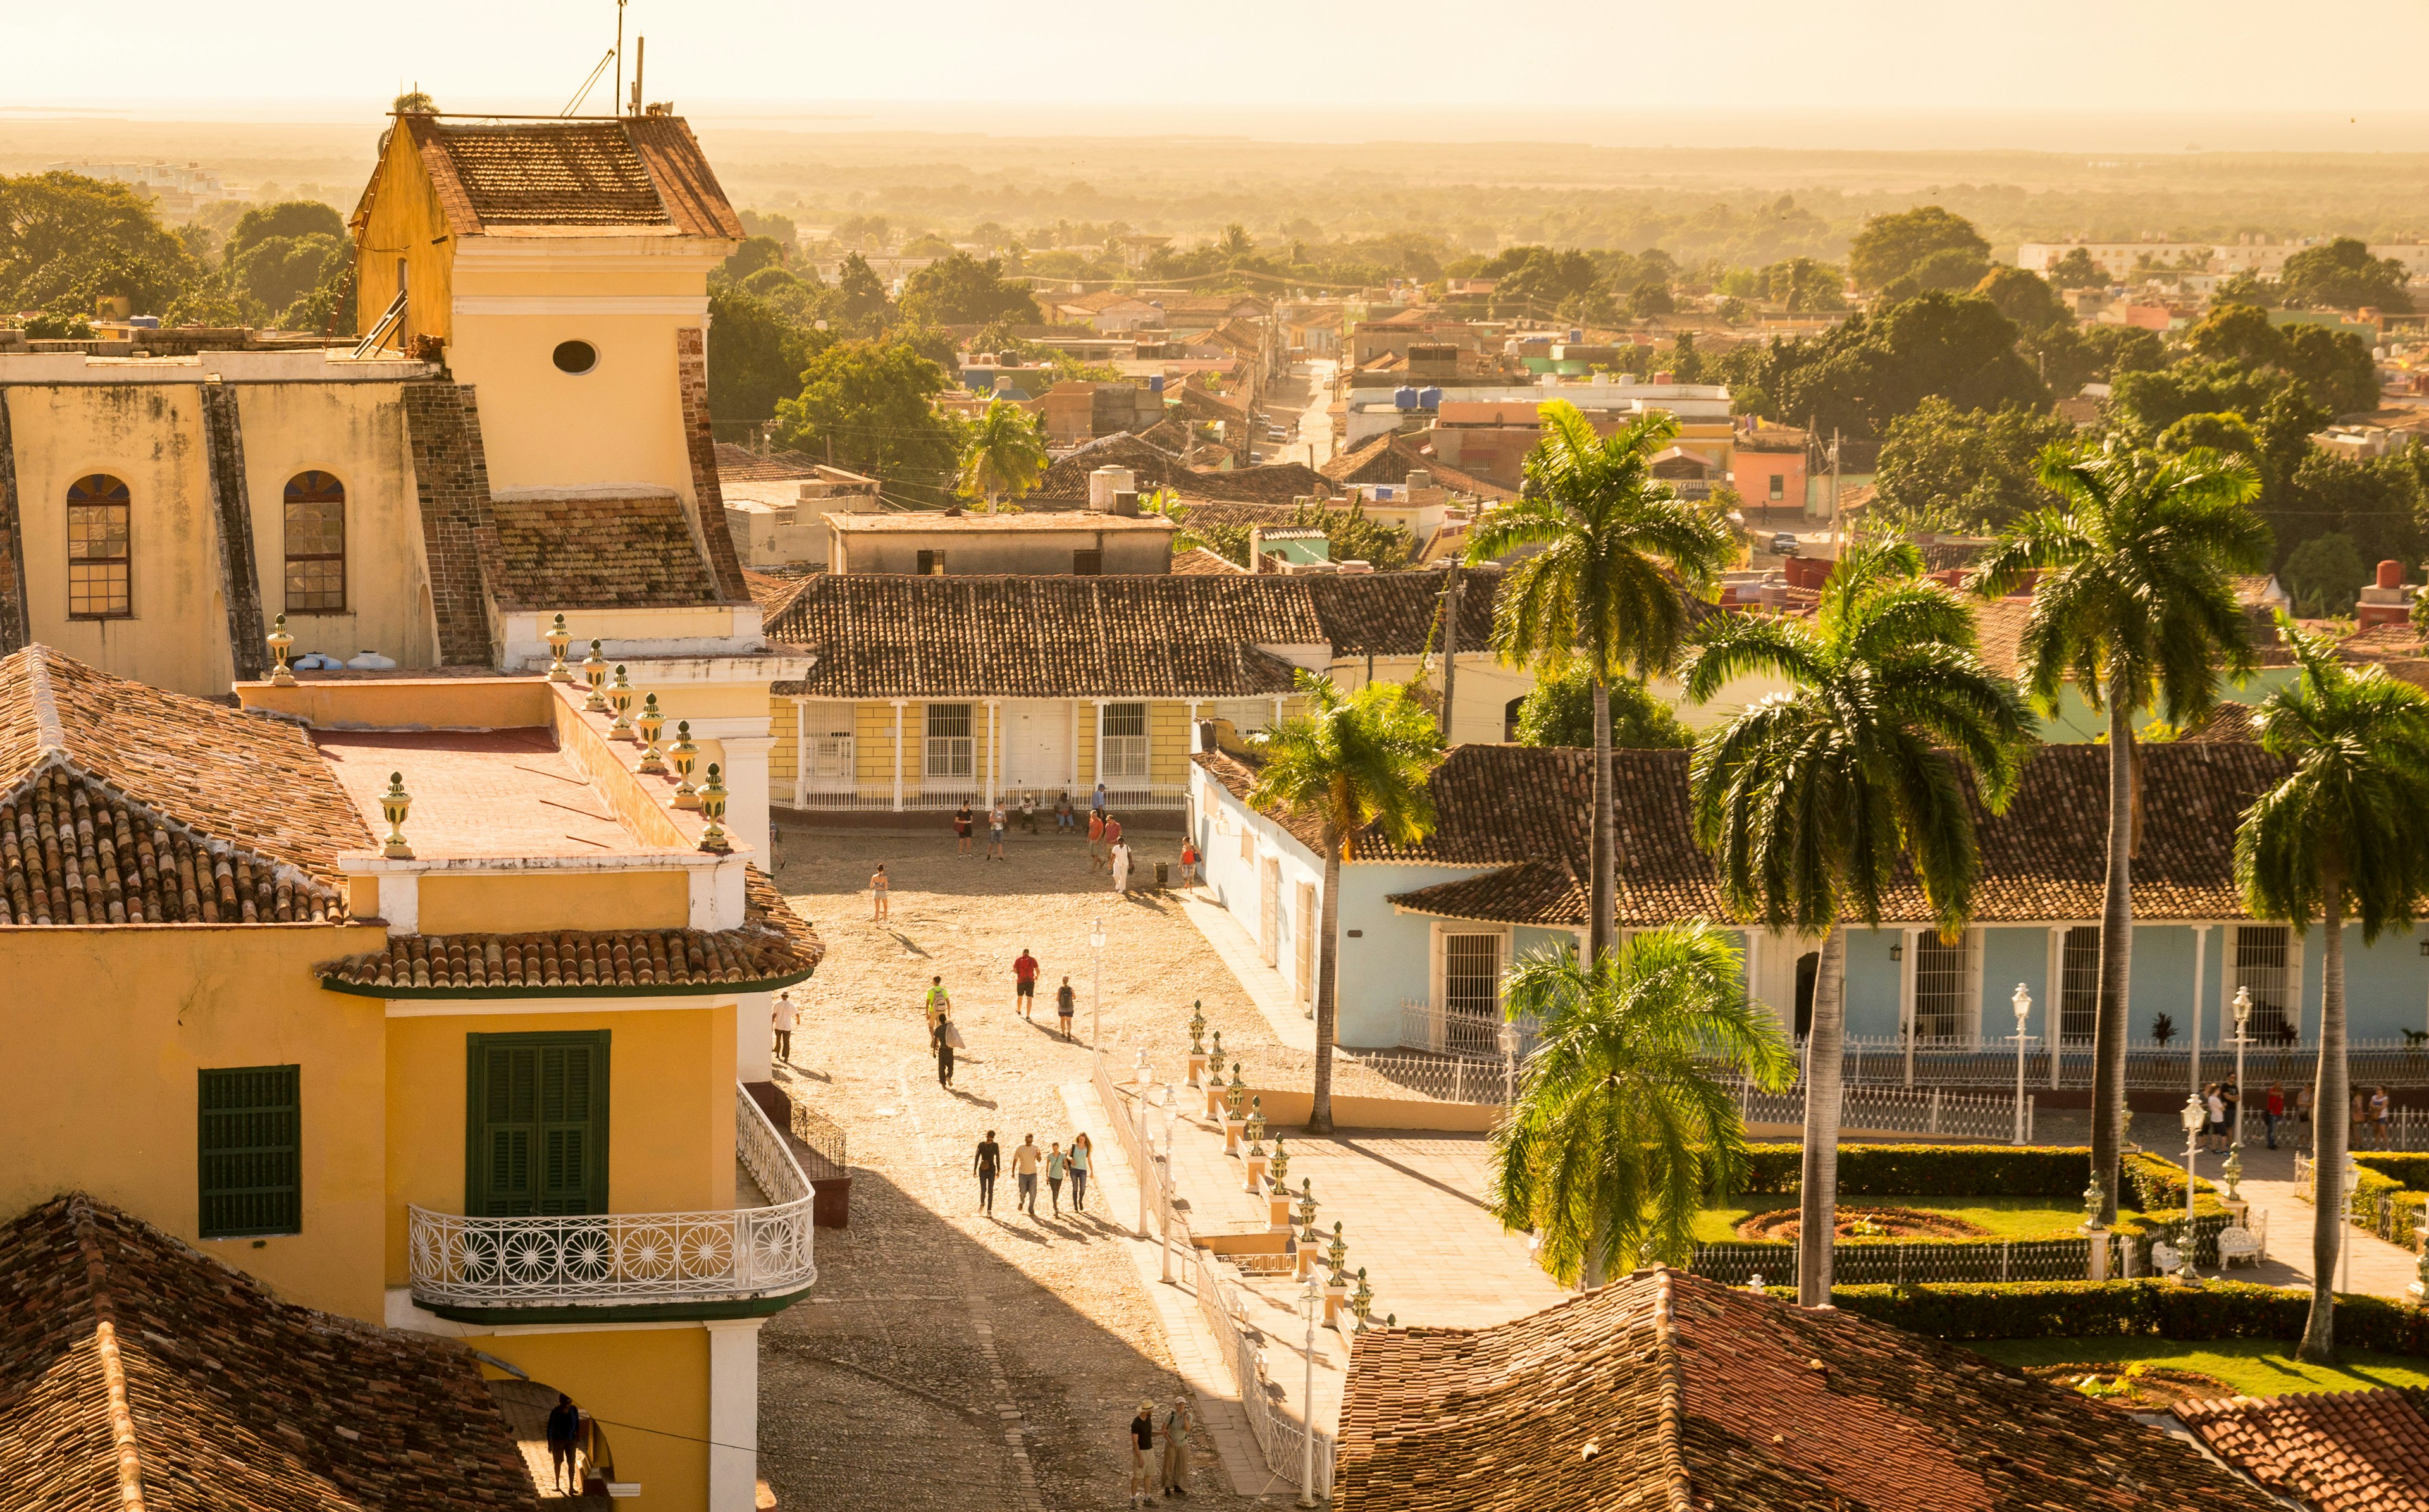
[1247,672,1442,1134]
[1488,925,1796,1287]
[2235,614,2429,1362]
[1466,403,1737,962]
[1968,441,2268,1224]
[1684,539,2030,1305]
[956,398,1049,512]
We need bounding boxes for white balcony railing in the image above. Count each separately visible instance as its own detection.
[787,782,1190,812]
[406,1085,817,1311]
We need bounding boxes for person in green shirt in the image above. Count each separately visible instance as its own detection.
[1046,1142,1068,1214]
[925,976,951,1030]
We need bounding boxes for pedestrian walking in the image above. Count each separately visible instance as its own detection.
[974,1129,1001,1213]
[545,1393,583,1494]
[1159,1399,1192,1499]
[1089,809,1108,870]
[771,990,796,1066]
[1178,839,1199,888]
[1104,814,1124,854]
[933,1011,958,1089]
[1013,948,1040,1017]
[2265,1081,2285,1149]
[1056,976,1077,1040]
[1012,1134,1042,1215]
[2204,1084,2227,1153]
[1111,839,1134,894]
[1093,782,1109,818]
[870,863,890,922]
[1128,1403,1156,1506]
[954,803,975,857]
[1055,790,1075,832]
[1068,1132,1091,1211]
[2354,1089,2370,1152]
[1046,1141,1068,1213]
[987,801,1008,861]
[925,975,951,1031]
[2373,1086,2394,1149]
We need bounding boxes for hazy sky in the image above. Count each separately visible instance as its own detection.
[13,0,2429,130]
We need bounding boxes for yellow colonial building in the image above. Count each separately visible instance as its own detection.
[0,643,823,1509]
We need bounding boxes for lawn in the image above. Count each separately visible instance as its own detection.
[1967,1336,2429,1396]
[1693,1196,2110,1246]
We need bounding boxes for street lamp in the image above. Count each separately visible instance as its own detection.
[2179,1093,2207,1231]
[1159,1085,1178,1284]
[2010,983,2033,1145]
[1089,918,1106,1050]
[2225,985,2253,1203]
[1295,1272,1323,1508]
[1136,1059,1154,1240]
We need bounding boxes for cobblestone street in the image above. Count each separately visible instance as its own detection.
[760,820,1297,1510]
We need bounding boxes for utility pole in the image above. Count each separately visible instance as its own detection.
[629,35,645,114]
[613,0,627,117]
[1438,562,1461,743]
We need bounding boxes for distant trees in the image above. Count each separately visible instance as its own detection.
[2046,247,2107,290]
[896,252,1040,327]
[1848,206,1991,294]
[1873,396,2076,533]
[2278,237,2413,313]
[773,340,962,505]
[2186,302,2378,414]
[0,171,201,318]
[1712,291,2046,441]
[1510,666,1690,750]
[221,200,349,324]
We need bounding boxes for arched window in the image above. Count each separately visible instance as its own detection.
[66,474,132,619]
[283,471,346,613]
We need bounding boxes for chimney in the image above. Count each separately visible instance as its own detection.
[2379,559,2405,590]
[1406,469,1433,492]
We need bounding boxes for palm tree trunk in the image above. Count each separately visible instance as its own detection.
[2089,677,2136,1226]
[1797,926,1846,1307]
[2301,887,2349,1363]
[1308,823,1342,1136]
[1589,677,1616,962]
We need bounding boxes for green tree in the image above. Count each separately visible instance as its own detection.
[1771,292,2048,441]
[1881,245,1991,301]
[1968,443,2270,1225]
[2027,321,2166,396]
[0,170,201,316]
[898,252,1041,327]
[2278,452,2426,580]
[1972,266,2065,331]
[2046,248,2108,290]
[705,285,822,439]
[1685,539,2030,1305]
[1848,206,1990,292]
[721,235,792,283]
[1874,397,2075,533]
[2279,237,2413,313]
[773,339,961,505]
[230,230,346,314]
[956,398,1049,511]
[222,200,345,265]
[1480,245,1601,310]
[1627,280,1676,317]
[1486,926,1796,1286]
[2187,302,2284,369]
[2154,410,2262,461]
[1762,257,1845,312]
[2236,616,2429,1361]
[2278,324,2380,415]
[823,252,893,333]
[2278,531,2368,616]
[1247,672,1442,1134]
[1468,404,1737,961]
[1511,665,1691,749]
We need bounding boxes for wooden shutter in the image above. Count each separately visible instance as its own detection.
[198,1064,300,1238]
[469,1033,608,1216]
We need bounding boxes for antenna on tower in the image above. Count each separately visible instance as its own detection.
[614,0,627,116]
[630,36,645,115]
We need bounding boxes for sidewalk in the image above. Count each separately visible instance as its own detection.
[2185,1141,2424,1298]
[1175,888,1317,1057]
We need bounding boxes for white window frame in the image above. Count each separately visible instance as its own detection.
[1904,926,1982,1046]
[1430,921,1511,1024]
[1101,701,1150,782]
[2227,922,2304,1043]
[924,703,974,782]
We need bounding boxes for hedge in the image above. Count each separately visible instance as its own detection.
[1760,1278,2429,1355]
[1738,1144,2099,1199]
[2356,1153,2429,1188]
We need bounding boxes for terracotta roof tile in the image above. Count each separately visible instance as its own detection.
[714,442,831,482]
[0,647,369,923]
[0,1194,539,1510]
[318,865,822,995]
[2177,1389,2429,1512]
[1171,546,1249,576]
[486,493,722,611]
[1033,433,1338,506]
[1320,432,1512,499]
[1335,1268,2280,1512]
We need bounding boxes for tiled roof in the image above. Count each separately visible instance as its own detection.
[1032,433,1338,507]
[0,647,369,923]
[398,115,742,240]
[714,441,829,482]
[1321,433,1512,499]
[765,569,1489,698]
[0,1194,539,1511]
[1214,739,2290,927]
[1335,1267,2280,1512]
[2178,703,2259,743]
[743,568,819,618]
[2176,1389,2429,1512]
[486,492,727,611]
[317,866,822,995]
[1172,546,1249,575]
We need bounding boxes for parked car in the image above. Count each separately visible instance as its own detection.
[1769,531,1800,556]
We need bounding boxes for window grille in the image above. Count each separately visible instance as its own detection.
[1912,932,1973,1042]
[198,1065,300,1238]
[1443,934,1503,1020]
[925,703,974,780]
[282,471,347,612]
[1101,702,1149,781]
[2234,925,2293,1040]
[67,474,132,618]
[2059,926,2100,1043]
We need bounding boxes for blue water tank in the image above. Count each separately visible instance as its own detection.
[127,315,160,329]
[1418,386,1443,410]
[1394,386,1419,410]
[1149,374,1165,394]
[1569,327,1583,342]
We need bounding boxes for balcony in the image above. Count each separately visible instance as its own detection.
[406,1084,817,1322]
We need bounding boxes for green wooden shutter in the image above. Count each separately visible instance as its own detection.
[198,1065,300,1238]
[469,1033,608,1216]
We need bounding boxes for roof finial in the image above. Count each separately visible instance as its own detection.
[266,615,296,687]
[380,771,414,859]
[545,615,574,683]
[698,763,730,852]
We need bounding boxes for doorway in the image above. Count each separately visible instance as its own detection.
[1001,700,1072,798]
[1795,952,1820,1040]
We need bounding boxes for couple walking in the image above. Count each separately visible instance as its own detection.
[1127,1399,1193,1504]
[972,1130,1092,1217]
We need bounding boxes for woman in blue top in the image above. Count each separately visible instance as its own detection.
[1067,1133,1092,1211]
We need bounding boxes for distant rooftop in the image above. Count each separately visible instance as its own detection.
[827,510,1176,534]
[312,727,677,859]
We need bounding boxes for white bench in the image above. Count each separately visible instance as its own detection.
[2216,1226,2264,1268]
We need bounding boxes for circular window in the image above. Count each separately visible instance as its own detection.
[552,340,598,374]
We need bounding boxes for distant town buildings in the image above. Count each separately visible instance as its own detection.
[40,158,226,219]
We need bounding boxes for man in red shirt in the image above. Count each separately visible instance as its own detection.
[1013,948,1041,1019]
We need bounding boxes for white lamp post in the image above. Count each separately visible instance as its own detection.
[2180,1093,2207,1231]
[2225,986,2253,1203]
[2010,983,2033,1145]
[1136,1059,1153,1240]
[1296,1272,1323,1508]
[1089,918,1106,1050]
[1159,1085,1178,1284]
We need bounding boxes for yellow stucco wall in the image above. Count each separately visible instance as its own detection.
[353,126,456,349]
[234,381,436,667]
[473,1326,709,1512]
[0,924,391,1322]
[383,1004,737,1285]
[416,870,691,935]
[769,699,798,790]
[242,678,556,729]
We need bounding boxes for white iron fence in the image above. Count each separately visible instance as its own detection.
[1347,1050,1518,1106]
[788,783,1189,813]
[1831,1035,2429,1090]
[1397,1000,1542,1060]
[406,1085,817,1310]
[1691,1234,2127,1288]
[1732,1081,2034,1143]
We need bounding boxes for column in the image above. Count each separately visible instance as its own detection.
[2190,923,2210,1096]
[1901,926,1920,1088]
[1092,699,1108,790]
[985,699,1000,806]
[1187,699,1202,757]
[1068,701,1080,792]
[891,700,906,811]
[719,736,776,861]
[2048,926,2065,1089]
[703,1318,765,1511]
[738,988,773,1083]
[791,697,808,809]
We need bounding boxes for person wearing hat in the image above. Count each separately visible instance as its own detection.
[1159,1398,1192,1498]
[1128,1401,1157,1506]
